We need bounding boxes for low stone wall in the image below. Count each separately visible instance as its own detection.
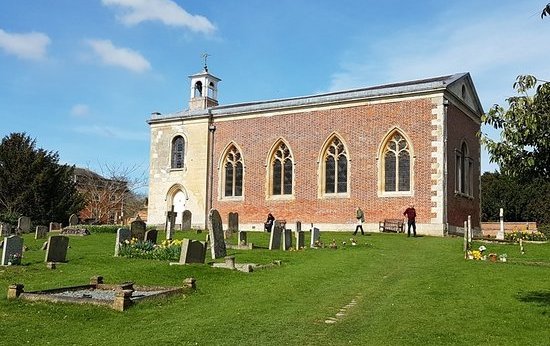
[481,222,537,237]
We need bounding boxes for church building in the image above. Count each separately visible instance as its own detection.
[147,65,483,236]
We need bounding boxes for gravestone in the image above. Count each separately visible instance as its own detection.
[45,235,69,263]
[18,216,31,233]
[296,221,302,233]
[238,231,247,245]
[269,220,285,250]
[295,231,305,249]
[165,206,177,239]
[282,229,293,251]
[208,209,227,259]
[179,239,206,264]
[228,212,239,234]
[68,214,79,226]
[35,225,48,239]
[0,223,12,237]
[144,229,158,244]
[310,227,320,248]
[114,228,131,257]
[130,219,146,241]
[49,222,62,232]
[181,210,192,230]
[1,235,23,266]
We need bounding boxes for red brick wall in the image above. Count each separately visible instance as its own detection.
[211,98,440,226]
[446,104,481,228]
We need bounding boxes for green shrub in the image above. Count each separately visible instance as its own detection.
[80,225,120,233]
[538,224,550,238]
[505,230,547,242]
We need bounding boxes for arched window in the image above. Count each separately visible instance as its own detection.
[271,142,293,196]
[383,133,410,192]
[171,136,185,169]
[323,137,348,194]
[223,145,243,197]
[194,81,203,97]
[456,142,473,196]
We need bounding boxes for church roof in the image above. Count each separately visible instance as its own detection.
[149,72,483,122]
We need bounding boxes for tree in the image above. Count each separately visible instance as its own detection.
[75,163,146,224]
[0,133,84,225]
[481,75,550,180]
[481,172,550,225]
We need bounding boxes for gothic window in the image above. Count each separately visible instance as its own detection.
[171,136,185,169]
[383,133,411,192]
[455,142,473,196]
[271,142,293,196]
[323,137,348,194]
[223,145,243,197]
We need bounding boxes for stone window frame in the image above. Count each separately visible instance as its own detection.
[318,133,350,198]
[170,135,186,170]
[266,139,295,200]
[220,142,245,201]
[377,128,414,197]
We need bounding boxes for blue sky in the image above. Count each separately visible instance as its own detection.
[1,0,549,189]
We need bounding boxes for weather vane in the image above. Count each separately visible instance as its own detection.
[202,52,210,72]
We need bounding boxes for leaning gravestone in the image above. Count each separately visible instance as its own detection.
[144,229,158,244]
[228,212,239,234]
[208,209,227,259]
[269,220,285,250]
[114,228,131,257]
[68,214,79,226]
[18,216,31,233]
[295,231,305,249]
[310,227,320,248]
[49,222,62,232]
[130,219,146,241]
[282,229,293,250]
[45,235,69,262]
[296,221,302,233]
[1,235,24,266]
[179,239,206,264]
[181,210,192,230]
[35,225,48,239]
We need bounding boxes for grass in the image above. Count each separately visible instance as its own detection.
[0,231,549,345]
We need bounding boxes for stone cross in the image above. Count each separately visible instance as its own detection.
[165,205,177,240]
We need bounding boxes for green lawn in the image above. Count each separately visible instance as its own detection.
[0,231,549,345]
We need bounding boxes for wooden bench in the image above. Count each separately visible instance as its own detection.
[379,219,405,233]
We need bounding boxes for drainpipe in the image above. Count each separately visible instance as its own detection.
[443,98,449,234]
[205,109,216,230]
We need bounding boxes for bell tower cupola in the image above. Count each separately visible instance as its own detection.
[188,54,221,111]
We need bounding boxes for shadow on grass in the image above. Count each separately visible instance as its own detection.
[516,290,550,306]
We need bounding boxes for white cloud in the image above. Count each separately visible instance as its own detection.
[86,39,151,73]
[0,28,50,60]
[70,104,91,118]
[74,125,148,141]
[102,0,216,34]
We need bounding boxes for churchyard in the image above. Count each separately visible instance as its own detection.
[1,226,549,345]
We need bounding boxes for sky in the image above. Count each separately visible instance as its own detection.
[1,0,550,191]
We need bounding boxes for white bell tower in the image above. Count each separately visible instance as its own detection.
[188,54,221,111]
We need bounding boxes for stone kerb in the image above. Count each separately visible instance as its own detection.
[208,209,227,259]
[45,235,69,263]
[1,235,24,266]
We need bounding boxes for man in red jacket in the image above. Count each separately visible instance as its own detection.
[403,204,417,237]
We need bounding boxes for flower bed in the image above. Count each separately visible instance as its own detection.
[118,238,182,261]
[505,230,547,242]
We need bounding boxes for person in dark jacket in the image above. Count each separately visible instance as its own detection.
[264,213,275,232]
[403,204,417,237]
